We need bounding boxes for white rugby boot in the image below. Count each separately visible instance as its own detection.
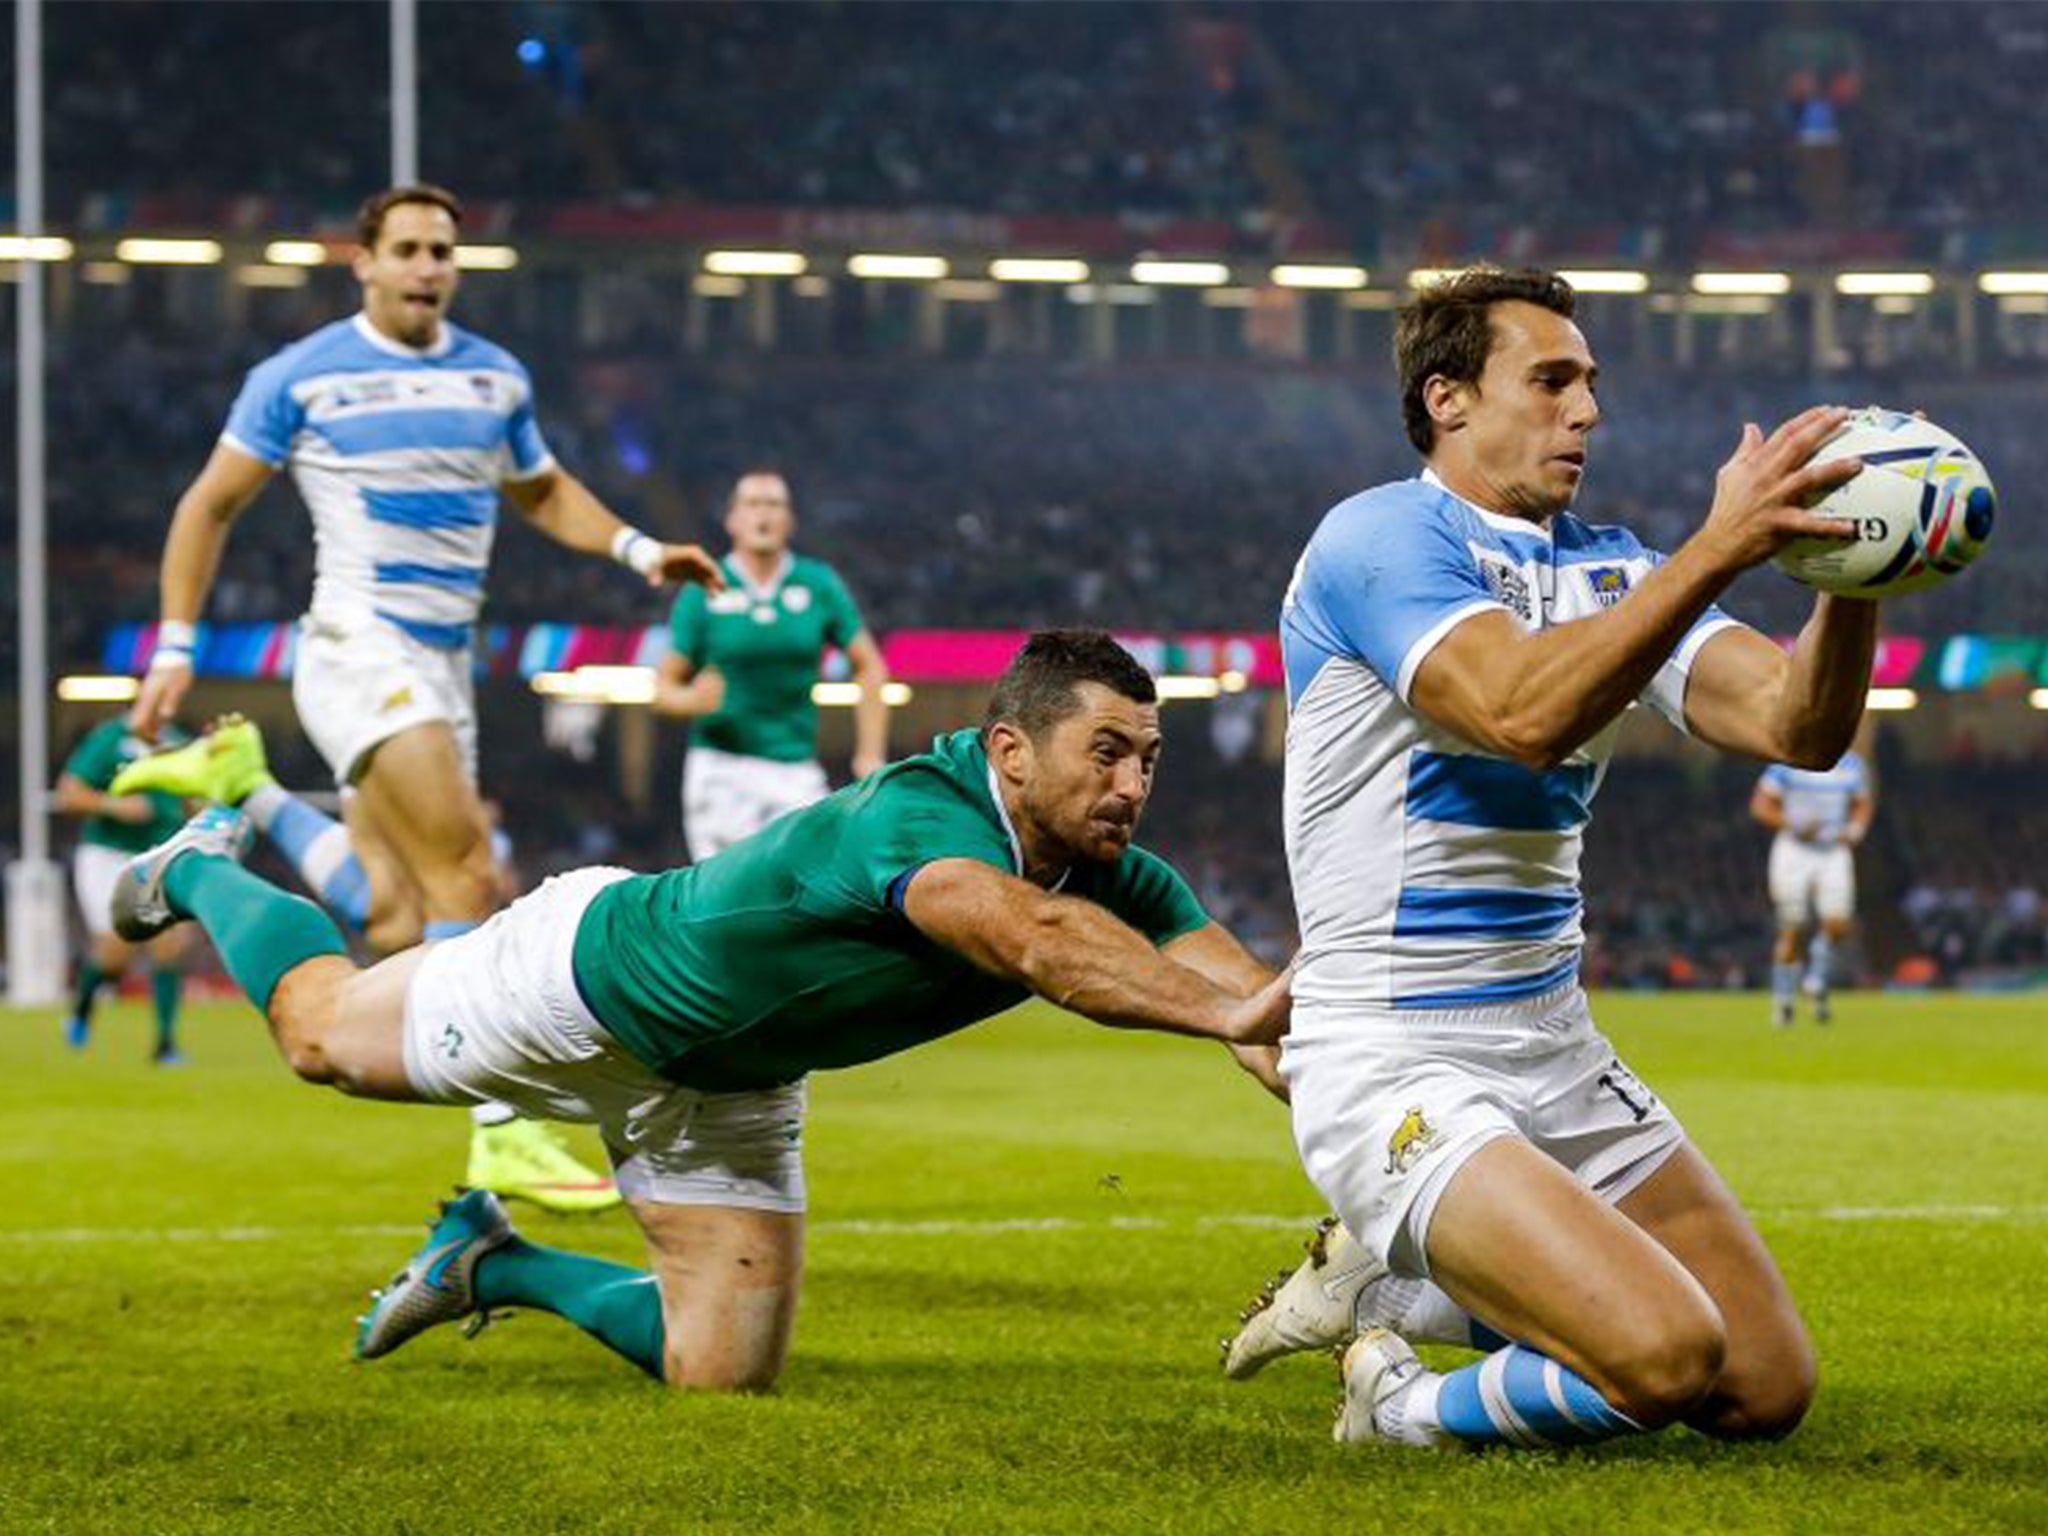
[1332,1328,1434,1446]
[1222,1216,1385,1379]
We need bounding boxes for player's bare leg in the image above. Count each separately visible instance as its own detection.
[341,791,425,955]
[350,722,498,930]
[1771,923,1806,1028]
[633,1202,805,1390]
[1807,916,1850,1023]
[1614,1144,1815,1439]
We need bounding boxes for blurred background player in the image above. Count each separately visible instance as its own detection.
[54,713,195,1064]
[118,182,720,1211]
[654,469,891,858]
[1750,747,1874,1027]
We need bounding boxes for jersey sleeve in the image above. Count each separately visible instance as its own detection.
[501,365,556,483]
[219,353,306,466]
[667,585,709,666]
[848,773,1015,914]
[1636,550,1743,734]
[1294,487,1506,701]
[817,565,868,648]
[1757,763,1790,796]
[61,724,122,790]
[1101,846,1212,946]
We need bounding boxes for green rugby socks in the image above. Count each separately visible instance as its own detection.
[150,967,182,1051]
[162,855,349,1013]
[474,1239,667,1381]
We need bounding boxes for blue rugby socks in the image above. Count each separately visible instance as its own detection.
[242,783,373,932]
[1383,1343,1643,1449]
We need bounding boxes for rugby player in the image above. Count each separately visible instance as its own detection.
[1222,267,1872,1450]
[53,714,194,1063]
[119,184,720,1212]
[1750,750,1873,1026]
[108,631,1289,1390]
[655,469,891,859]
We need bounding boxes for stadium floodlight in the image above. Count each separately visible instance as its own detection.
[115,238,222,265]
[1131,260,1229,286]
[990,258,1089,283]
[1558,269,1650,294]
[812,682,913,706]
[1270,264,1368,290]
[691,274,747,298]
[264,240,330,266]
[454,245,519,270]
[848,253,949,280]
[704,250,807,277]
[1978,271,2048,295]
[234,265,309,290]
[531,666,655,704]
[1690,272,1792,296]
[1406,267,1471,288]
[1864,687,1919,711]
[2031,688,2048,711]
[1218,670,1249,693]
[1154,675,1223,700]
[56,675,140,703]
[0,235,72,260]
[1835,272,1934,296]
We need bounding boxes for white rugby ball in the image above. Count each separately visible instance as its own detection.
[1775,407,1996,599]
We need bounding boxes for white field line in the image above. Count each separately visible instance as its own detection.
[0,1204,2043,1247]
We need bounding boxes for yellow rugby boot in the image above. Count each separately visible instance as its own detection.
[466,1119,623,1215]
[111,713,275,806]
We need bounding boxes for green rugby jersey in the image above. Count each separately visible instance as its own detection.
[667,552,867,763]
[572,728,1211,1091]
[62,718,190,853]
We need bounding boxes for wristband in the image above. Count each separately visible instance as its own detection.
[609,526,662,578]
[149,620,197,671]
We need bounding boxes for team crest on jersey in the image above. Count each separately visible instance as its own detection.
[1582,564,1631,607]
[781,587,812,614]
[708,591,751,614]
[329,377,398,409]
[1384,1106,1445,1175]
[469,374,498,404]
[1476,553,1535,622]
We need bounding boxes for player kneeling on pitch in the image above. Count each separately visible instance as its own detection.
[110,630,1288,1389]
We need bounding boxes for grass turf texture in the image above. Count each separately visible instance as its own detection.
[2,992,2044,1535]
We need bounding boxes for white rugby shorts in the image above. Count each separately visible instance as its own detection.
[72,843,130,939]
[683,745,830,862]
[400,865,808,1213]
[1768,836,1856,927]
[292,612,478,788]
[1283,982,1685,1279]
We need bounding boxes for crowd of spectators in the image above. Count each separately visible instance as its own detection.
[24,3,2048,250]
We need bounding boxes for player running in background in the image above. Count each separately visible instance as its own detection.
[1222,267,1873,1452]
[1750,749,1874,1027]
[54,714,195,1063]
[119,183,720,1212]
[107,631,1287,1390]
[654,469,891,859]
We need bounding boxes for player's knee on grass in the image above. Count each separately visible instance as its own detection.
[1602,1302,1729,1428]
[1691,1329,1817,1442]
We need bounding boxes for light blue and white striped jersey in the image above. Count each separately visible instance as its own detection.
[1280,472,1739,1015]
[1758,753,1868,843]
[220,314,554,649]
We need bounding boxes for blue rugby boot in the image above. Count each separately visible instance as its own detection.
[354,1190,515,1361]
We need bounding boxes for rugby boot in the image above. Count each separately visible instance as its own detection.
[110,713,274,806]
[467,1119,623,1214]
[1333,1328,1436,1446]
[110,805,254,943]
[355,1190,514,1360]
[1223,1216,1385,1379]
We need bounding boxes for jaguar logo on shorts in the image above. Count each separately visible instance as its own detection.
[1385,1105,1444,1175]
[381,686,414,713]
[440,1024,464,1061]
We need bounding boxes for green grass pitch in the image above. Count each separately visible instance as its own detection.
[3,991,2044,1535]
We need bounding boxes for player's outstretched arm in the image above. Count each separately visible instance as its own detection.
[1162,923,1291,1101]
[52,773,155,827]
[1411,406,1862,771]
[501,467,722,590]
[1676,597,1877,768]
[1748,778,1788,832]
[846,632,892,777]
[899,858,1290,1047]
[130,444,275,740]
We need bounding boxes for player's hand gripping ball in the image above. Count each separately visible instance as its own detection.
[1776,407,1996,598]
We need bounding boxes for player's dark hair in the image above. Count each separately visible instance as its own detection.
[357,183,465,250]
[982,630,1157,743]
[1395,266,1577,455]
[728,467,791,506]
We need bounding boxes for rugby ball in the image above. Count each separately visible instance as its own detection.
[1775,407,1996,599]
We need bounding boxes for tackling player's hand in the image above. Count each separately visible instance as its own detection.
[647,543,725,591]
[127,662,191,743]
[1699,404,1864,572]
[1221,966,1292,1047]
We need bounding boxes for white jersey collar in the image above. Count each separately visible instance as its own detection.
[352,311,454,359]
[984,762,1071,892]
[1421,467,1554,540]
[726,550,793,603]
